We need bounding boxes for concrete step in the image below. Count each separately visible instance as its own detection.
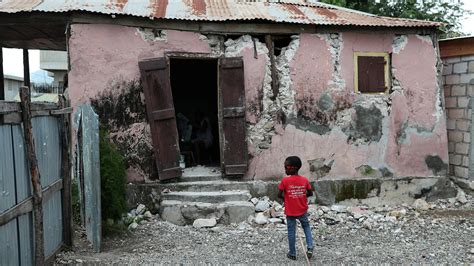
[160,200,255,225]
[161,190,251,203]
[161,180,251,192]
[178,174,222,182]
[178,166,222,182]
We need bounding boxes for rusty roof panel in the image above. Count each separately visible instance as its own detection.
[0,0,441,27]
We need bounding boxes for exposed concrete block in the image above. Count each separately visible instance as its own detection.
[449,154,462,165]
[457,96,470,108]
[469,61,474,73]
[455,143,469,154]
[447,119,456,130]
[453,62,468,74]
[456,120,470,131]
[443,64,453,75]
[451,85,466,96]
[445,57,461,64]
[454,166,469,178]
[448,131,463,142]
[445,74,460,85]
[444,85,451,97]
[448,142,455,153]
[448,109,465,119]
[468,85,474,96]
[464,132,471,143]
[461,55,474,61]
[460,73,474,84]
[444,97,457,108]
[462,156,470,167]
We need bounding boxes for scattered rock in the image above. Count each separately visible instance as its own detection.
[144,211,153,219]
[456,190,468,204]
[413,199,430,211]
[268,218,282,224]
[388,209,407,218]
[193,218,217,229]
[255,213,269,225]
[362,220,372,230]
[255,200,271,212]
[250,198,259,205]
[136,204,146,215]
[128,222,138,230]
[330,204,347,213]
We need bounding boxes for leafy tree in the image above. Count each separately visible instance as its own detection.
[320,0,470,38]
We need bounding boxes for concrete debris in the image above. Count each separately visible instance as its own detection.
[250,197,259,205]
[136,204,146,215]
[330,204,347,213]
[268,218,283,224]
[144,211,153,219]
[388,208,407,218]
[56,194,473,265]
[255,213,269,225]
[128,222,138,230]
[413,199,430,211]
[122,203,156,230]
[193,218,217,229]
[255,200,271,212]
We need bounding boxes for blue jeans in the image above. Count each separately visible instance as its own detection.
[286,213,313,257]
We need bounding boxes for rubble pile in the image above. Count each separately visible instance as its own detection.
[248,196,286,225]
[122,203,156,230]
[247,190,473,231]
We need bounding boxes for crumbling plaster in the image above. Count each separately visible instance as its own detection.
[68,23,447,182]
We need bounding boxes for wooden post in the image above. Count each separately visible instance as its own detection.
[23,49,30,95]
[19,86,45,265]
[59,95,73,247]
[0,47,4,100]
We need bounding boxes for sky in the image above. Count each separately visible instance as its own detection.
[1,1,474,78]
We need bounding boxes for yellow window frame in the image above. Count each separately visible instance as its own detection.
[354,52,391,94]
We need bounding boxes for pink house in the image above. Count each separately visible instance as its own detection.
[0,0,448,184]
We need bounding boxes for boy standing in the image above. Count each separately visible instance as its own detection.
[278,156,314,261]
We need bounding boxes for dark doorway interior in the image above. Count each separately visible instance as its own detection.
[170,58,220,167]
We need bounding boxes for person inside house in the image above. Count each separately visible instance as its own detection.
[192,110,213,165]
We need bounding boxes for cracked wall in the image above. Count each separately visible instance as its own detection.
[68,23,447,182]
[247,32,447,181]
[69,24,213,182]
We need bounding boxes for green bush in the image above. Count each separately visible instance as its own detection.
[100,129,127,222]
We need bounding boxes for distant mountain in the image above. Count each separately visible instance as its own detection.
[31,69,53,85]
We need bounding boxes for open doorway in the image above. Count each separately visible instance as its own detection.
[170,58,220,167]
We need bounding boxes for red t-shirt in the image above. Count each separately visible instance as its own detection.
[278,175,312,217]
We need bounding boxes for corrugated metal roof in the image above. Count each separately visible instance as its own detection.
[0,0,441,28]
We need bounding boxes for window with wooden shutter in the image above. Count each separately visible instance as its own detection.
[354,52,390,94]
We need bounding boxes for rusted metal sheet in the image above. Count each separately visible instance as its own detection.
[219,57,248,176]
[139,58,182,181]
[0,0,441,28]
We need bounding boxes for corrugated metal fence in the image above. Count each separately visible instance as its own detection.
[0,99,72,265]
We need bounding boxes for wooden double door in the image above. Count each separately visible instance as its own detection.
[139,57,248,181]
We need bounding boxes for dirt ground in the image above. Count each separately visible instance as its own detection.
[56,200,474,265]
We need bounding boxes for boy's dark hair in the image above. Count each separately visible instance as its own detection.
[285,156,302,170]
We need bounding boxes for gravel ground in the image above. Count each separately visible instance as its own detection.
[56,198,474,265]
